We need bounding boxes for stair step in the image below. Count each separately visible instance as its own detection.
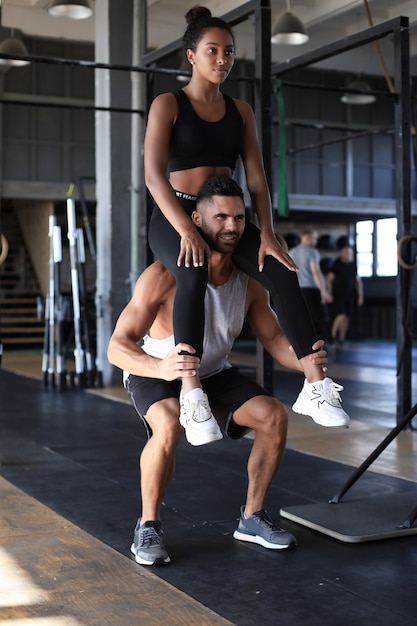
[0,295,38,298]
[0,289,41,295]
[1,336,44,345]
[2,326,44,333]
[1,306,38,312]
[0,307,39,314]
[1,317,42,323]
[0,297,40,304]
[0,208,47,350]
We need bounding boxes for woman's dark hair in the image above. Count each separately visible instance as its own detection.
[196,176,244,203]
[182,5,234,54]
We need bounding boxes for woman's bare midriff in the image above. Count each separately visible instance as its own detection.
[169,165,233,196]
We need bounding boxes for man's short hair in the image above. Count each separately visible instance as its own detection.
[196,176,244,204]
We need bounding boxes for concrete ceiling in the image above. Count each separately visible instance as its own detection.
[1,0,417,78]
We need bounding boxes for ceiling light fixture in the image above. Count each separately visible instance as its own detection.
[271,0,309,45]
[341,79,376,105]
[48,0,93,20]
[341,13,376,106]
[0,30,30,67]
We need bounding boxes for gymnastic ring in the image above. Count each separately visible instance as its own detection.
[0,233,8,265]
[397,234,417,270]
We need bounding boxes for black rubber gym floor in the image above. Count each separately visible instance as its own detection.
[1,363,417,625]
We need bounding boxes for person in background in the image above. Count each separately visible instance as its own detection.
[289,229,332,344]
[327,243,364,345]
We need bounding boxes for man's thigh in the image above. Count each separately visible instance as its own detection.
[232,394,286,433]
[125,374,181,438]
[202,368,271,439]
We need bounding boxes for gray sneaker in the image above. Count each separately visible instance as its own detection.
[130,519,171,566]
[233,506,296,550]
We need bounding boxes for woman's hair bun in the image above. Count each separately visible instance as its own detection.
[185,6,212,26]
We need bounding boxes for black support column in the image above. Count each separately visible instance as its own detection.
[394,22,412,425]
[254,0,274,392]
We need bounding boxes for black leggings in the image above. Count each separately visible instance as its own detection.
[148,197,317,360]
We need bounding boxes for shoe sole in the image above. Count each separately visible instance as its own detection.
[179,415,223,446]
[292,402,349,428]
[130,543,171,566]
[184,427,223,446]
[233,530,296,550]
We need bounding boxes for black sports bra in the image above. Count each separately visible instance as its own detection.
[168,90,244,173]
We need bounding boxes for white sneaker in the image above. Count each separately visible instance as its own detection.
[292,378,349,428]
[179,393,223,446]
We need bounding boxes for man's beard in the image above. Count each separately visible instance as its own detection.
[203,230,240,253]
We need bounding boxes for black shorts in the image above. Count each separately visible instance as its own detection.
[333,295,355,317]
[124,366,271,440]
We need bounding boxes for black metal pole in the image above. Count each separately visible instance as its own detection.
[46,215,56,389]
[77,177,96,261]
[394,22,412,426]
[76,228,95,387]
[41,294,50,389]
[330,402,417,503]
[67,198,85,389]
[253,0,274,393]
[53,225,67,391]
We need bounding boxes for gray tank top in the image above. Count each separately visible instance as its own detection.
[142,267,249,379]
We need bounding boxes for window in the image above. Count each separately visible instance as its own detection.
[356,220,373,277]
[356,218,397,277]
[376,218,398,276]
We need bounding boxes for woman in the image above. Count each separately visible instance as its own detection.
[145,6,349,443]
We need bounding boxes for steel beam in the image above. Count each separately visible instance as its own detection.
[272,16,408,77]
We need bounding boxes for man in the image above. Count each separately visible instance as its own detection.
[108,177,348,566]
[327,243,364,345]
[289,229,331,343]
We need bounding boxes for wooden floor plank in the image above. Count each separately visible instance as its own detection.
[0,477,233,626]
[286,414,417,483]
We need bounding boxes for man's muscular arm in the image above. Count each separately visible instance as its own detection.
[107,263,200,380]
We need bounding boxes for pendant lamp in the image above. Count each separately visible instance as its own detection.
[341,79,376,105]
[341,13,376,105]
[271,0,309,45]
[48,0,93,20]
[0,31,30,67]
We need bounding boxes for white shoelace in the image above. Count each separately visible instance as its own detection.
[181,396,211,423]
[323,380,344,406]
